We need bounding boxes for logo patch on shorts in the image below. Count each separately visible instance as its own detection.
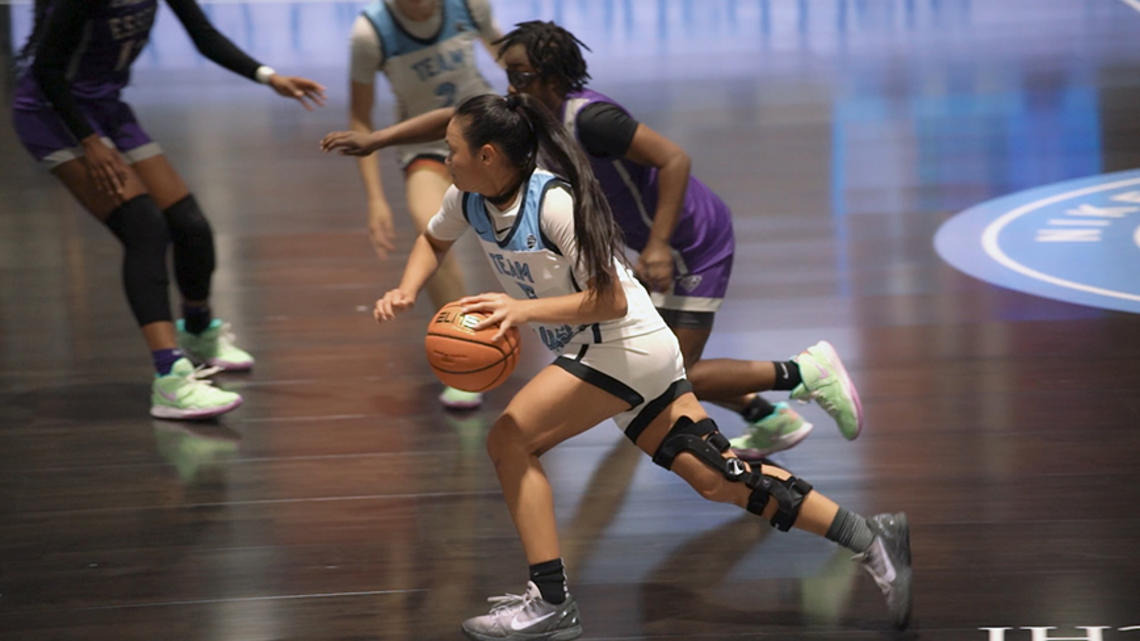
[677,274,703,293]
[526,234,537,249]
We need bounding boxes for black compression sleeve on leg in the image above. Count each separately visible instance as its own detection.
[104,195,172,326]
[162,195,215,302]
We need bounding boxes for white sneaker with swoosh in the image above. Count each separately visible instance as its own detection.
[462,581,582,641]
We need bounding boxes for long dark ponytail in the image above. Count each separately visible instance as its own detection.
[454,93,625,300]
[15,0,52,69]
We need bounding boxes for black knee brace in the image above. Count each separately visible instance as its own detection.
[104,194,172,326]
[652,416,814,531]
[162,194,215,301]
[744,470,813,532]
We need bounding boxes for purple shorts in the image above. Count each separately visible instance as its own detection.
[11,95,162,169]
[646,182,736,314]
[650,251,734,313]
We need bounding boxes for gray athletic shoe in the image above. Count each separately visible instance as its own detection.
[857,512,913,629]
[461,581,583,641]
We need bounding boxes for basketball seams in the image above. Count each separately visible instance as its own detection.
[449,359,508,392]
[426,329,509,358]
[426,348,509,374]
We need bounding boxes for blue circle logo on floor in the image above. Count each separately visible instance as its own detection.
[934,169,1140,314]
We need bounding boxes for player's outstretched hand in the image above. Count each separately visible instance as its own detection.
[374,288,415,323]
[268,74,326,111]
[321,130,382,156]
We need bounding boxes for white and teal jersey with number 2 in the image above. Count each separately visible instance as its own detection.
[360,0,493,165]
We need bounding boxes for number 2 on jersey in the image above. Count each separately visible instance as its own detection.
[435,82,457,107]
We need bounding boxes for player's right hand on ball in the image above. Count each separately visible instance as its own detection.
[374,288,414,323]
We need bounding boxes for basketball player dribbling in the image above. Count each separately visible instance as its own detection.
[323,93,912,640]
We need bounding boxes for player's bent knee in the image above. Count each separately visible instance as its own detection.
[652,415,815,530]
[690,473,738,504]
[485,415,527,463]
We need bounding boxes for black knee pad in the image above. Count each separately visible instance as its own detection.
[105,194,172,326]
[162,194,214,301]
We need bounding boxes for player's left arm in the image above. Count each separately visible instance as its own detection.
[623,123,691,291]
[164,0,325,109]
[578,104,690,291]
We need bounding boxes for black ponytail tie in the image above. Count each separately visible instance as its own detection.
[504,94,537,163]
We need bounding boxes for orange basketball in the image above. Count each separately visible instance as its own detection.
[424,301,521,393]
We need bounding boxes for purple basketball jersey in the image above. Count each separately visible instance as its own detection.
[560,88,736,272]
[15,0,158,108]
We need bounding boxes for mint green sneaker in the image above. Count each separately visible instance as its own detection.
[729,401,814,461]
[151,358,243,420]
[790,340,864,440]
[439,386,483,410]
[177,319,254,371]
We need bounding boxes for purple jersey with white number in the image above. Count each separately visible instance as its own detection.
[559,88,735,270]
[14,0,157,108]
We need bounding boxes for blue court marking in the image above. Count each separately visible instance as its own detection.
[934,169,1140,314]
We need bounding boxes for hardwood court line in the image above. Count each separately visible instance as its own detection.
[9,489,507,518]
[16,448,488,474]
[238,413,370,423]
[5,437,658,474]
[232,375,397,388]
[8,588,430,614]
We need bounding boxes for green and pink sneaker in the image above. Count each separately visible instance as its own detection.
[177,319,254,371]
[730,401,814,461]
[151,358,243,420]
[790,340,864,440]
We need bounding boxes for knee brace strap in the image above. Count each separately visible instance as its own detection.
[744,473,814,531]
[652,416,813,531]
[652,416,737,476]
